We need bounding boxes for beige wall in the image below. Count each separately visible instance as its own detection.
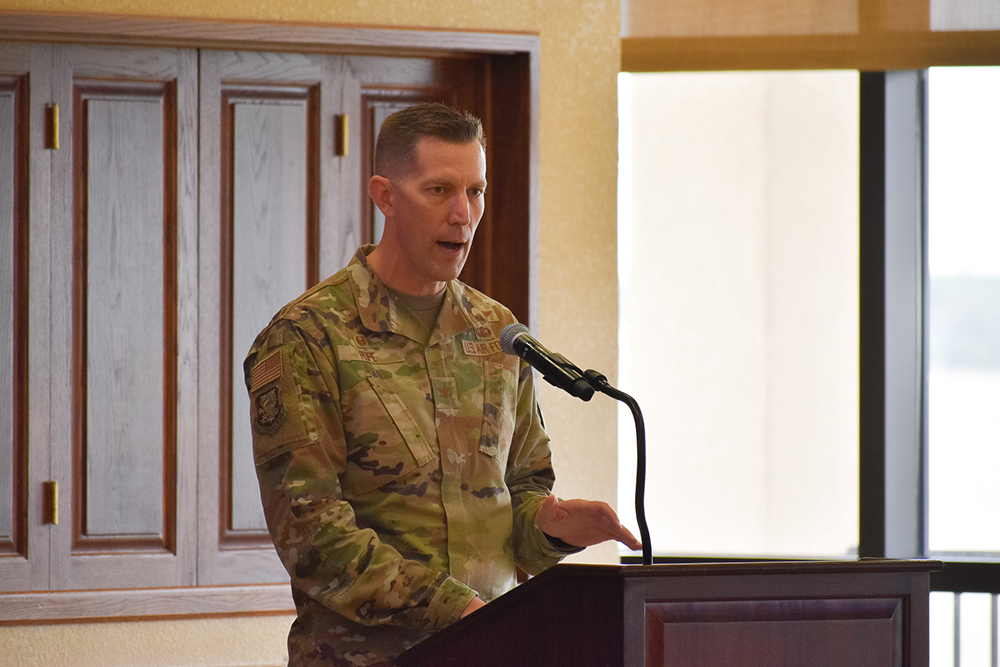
[0,616,295,667]
[0,0,622,664]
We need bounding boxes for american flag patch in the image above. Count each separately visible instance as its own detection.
[250,350,282,393]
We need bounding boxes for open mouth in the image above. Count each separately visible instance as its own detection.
[437,241,464,252]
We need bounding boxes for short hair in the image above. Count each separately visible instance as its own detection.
[374,102,485,177]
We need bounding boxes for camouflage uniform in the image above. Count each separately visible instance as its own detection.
[245,246,572,666]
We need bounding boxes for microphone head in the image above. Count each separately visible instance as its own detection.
[500,323,530,355]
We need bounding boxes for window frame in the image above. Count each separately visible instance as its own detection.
[623,70,1000,597]
[860,69,1000,595]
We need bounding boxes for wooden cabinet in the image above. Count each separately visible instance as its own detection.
[0,30,524,605]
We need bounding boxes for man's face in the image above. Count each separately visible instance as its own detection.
[384,136,487,295]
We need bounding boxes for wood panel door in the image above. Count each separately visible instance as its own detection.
[0,41,51,592]
[198,50,499,585]
[48,44,199,590]
[197,49,357,584]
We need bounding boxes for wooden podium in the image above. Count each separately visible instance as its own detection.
[398,559,942,667]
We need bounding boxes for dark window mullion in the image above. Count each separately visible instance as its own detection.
[859,70,925,560]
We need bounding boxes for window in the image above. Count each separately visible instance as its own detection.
[925,66,1000,558]
[924,65,1000,667]
[617,70,860,559]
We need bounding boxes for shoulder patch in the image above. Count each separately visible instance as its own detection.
[250,350,282,393]
[252,386,286,435]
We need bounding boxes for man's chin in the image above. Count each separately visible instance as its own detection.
[432,252,470,281]
[439,266,466,283]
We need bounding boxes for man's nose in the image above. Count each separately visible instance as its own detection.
[448,193,472,225]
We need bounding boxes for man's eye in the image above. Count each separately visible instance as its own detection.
[430,186,446,194]
[469,188,483,197]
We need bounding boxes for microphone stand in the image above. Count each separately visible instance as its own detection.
[583,370,652,566]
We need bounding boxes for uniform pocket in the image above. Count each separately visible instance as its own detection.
[339,356,436,497]
[479,361,517,460]
[366,367,436,467]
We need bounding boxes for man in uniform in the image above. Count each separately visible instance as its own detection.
[245,103,640,666]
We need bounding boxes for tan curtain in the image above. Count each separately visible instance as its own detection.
[622,0,1000,71]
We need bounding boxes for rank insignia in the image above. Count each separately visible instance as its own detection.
[253,386,286,435]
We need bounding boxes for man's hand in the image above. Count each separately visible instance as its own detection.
[461,596,486,618]
[535,495,643,551]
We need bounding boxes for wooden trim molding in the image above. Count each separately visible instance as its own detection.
[0,583,295,624]
[0,73,30,559]
[217,82,321,550]
[0,10,540,57]
[71,78,180,555]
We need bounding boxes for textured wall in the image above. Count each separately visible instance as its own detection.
[0,0,622,664]
[0,616,294,667]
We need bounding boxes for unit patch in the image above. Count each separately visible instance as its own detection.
[253,386,286,435]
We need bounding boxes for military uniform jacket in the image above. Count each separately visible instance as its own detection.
[245,246,570,666]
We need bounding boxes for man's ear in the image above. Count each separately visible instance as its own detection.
[369,175,393,217]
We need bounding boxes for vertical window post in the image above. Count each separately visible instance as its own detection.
[858,71,925,560]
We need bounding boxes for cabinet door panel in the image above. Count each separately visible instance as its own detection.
[78,86,169,545]
[198,49,351,584]
[0,41,51,592]
[229,95,310,534]
[0,70,26,556]
[49,45,198,590]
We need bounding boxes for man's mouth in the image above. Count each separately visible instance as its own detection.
[437,241,465,252]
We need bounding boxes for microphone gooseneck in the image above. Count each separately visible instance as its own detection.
[499,323,653,564]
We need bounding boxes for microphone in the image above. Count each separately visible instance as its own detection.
[501,324,653,563]
[499,323,594,401]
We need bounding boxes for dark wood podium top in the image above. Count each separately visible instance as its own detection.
[399,559,943,667]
